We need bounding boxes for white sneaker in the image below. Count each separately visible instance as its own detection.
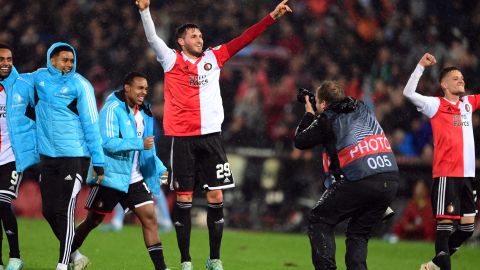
[181,261,192,270]
[72,254,91,270]
[0,264,5,270]
[420,261,440,270]
[5,258,23,270]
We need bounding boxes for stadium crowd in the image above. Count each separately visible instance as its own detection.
[2,0,480,232]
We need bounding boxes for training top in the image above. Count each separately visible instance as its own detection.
[140,8,275,136]
[403,64,480,178]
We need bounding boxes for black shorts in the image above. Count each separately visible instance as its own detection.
[85,180,154,214]
[431,177,477,219]
[170,133,235,194]
[0,162,22,202]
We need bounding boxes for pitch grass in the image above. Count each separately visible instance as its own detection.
[2,219,479,270]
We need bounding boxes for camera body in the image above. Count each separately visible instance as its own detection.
[297,88,317,112]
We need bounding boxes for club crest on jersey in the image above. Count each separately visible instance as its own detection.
[465,104,471,112]
[447,202,455,214]
[204,63,212,71]
[14,94,23,103]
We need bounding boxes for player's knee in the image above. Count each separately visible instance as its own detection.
[0,201,11,214]
[86,212,105,228]
[206,190,223,203]
[177,193,193,202]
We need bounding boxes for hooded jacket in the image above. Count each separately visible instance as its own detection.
[295,97,398,182]
[32,42,104,166]
[1,66,39,172]
[89,90,166,195]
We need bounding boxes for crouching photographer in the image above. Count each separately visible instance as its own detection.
[294,81,399,270]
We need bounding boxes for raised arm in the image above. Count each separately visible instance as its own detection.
[403,53,439,118]
[136,0,176,71]
[222,0,292,58]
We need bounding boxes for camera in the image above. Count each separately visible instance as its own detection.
[297,88,317,112]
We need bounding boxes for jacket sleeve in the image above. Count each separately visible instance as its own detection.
[75,75,105,166]
[294,113,331,150]
[99,103,144,154]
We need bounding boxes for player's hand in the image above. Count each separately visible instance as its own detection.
[93,166,104,184]
[160,171,169,185]
[144,136,155,150]
[418,53,437,67]
[135,0,150,11]
[305,96,314,114]
[270,0,292,20]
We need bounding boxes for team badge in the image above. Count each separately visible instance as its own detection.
[204,63,212,71]
[447,202,455,214]
[465,104,471,112]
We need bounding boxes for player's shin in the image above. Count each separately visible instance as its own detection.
[207,202,224,260]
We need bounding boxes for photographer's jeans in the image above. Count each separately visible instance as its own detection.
[307,172,398,270]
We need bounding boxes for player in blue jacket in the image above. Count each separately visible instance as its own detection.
[0,43,38,270]
[69,72,170,270]
[32,42,105,270]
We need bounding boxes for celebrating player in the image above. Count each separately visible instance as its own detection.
[403,53,477,270]
[135,0,292,269]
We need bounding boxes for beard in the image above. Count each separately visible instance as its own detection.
[184,44,203,58]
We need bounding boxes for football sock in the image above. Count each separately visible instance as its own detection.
[432,223,453,270]
[207,202,224,260]
[448,223,474,256]
[0,201,20,259]
[174,201,192,262]
[147,243,167,270]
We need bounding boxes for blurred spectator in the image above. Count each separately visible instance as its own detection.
[392,180,435,241]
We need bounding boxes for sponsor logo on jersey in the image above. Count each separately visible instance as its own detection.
[189,75,208,86]
[465,104,471,112]
[204,63,212,71]
[453,114,469,127]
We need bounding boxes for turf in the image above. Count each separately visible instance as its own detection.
[1,218,479,269]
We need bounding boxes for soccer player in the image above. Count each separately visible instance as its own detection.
[69,72,170,270]
[32,42,104,270]
[403,53,477,270]
[0,43,38,270]
[135,0,292,269]
[295,81,399,270]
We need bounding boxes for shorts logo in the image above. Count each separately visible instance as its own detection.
[465,104,471,112]
[173,181,180,190]
[9,185,15,191]
[447,202,455,214]
[97,201,104,208]
[204,63,212,71]
[223,177,231,184]
[64,174,73,181]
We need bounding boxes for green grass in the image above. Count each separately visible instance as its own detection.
[2,218,479,269]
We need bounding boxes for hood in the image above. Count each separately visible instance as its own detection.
[46,42,77,77]
[327,97,358,113]
[0,65,19,89]
[108,89,152,116]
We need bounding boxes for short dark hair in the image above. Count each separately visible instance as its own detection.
[316,80,345,104]
[175,23,200,48]
[50,45,73,58]
[439,66,461,83]
[123,71,148,86]
[0,43,12,52]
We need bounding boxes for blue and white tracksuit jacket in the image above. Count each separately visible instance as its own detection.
[2,66,39,172]
[88,90,166,195]
[32,42,104,166]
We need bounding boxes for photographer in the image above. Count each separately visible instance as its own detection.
[294,81,399,270]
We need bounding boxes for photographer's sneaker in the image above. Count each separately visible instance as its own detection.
[206,259,223,270]
[420,261,440,270]
[181,261,192,270]
[6,258,23,270]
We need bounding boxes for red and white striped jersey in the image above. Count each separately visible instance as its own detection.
[404,65,479,178]
[140,7,275,136]
[0,85,15,165]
